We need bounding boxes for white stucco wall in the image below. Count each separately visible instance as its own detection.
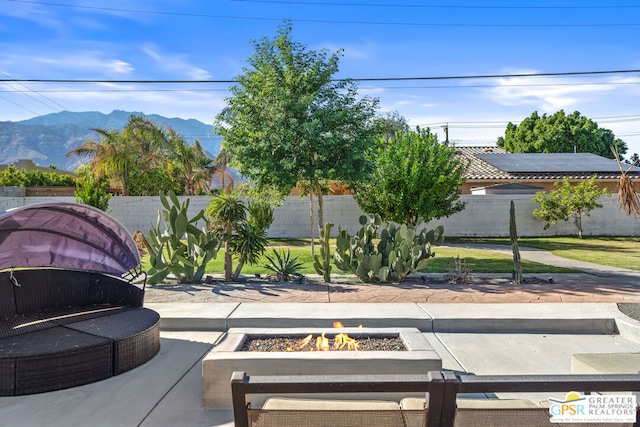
[1,194,639,237]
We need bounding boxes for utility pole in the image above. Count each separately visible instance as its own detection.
[442,123,449,143]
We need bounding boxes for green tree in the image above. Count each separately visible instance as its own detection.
[497,110,627,158]
[74,166,112,211]
[206,193,270,281]
[67,115,165,195]
[207,193,247,281]
[355,127,468,226]
[67,114,212,196]
[372,111,409,141]
[216,21,379,244]
[165,129,213,195]
[531,175,610,238]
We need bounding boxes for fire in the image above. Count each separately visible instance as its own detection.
[334,332,359,351]
[286,334,313,352]
[286,322,360,352]
[316,332,329,351]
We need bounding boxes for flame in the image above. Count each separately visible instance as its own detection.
[288,322,360,352]
[334,332,359,351]
[316,332,329,351]
[287,334,313,352]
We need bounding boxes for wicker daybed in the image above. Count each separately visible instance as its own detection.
[0,202,160,396]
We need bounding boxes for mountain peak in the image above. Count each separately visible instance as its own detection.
[2,110,221,171]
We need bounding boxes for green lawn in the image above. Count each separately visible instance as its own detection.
[447,236,640,272]
[141,239,574,276]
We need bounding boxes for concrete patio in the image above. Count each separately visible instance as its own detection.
[2,245,640,426]
[2,301,640,427]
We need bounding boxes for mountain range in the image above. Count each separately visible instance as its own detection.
[0,110,222,172]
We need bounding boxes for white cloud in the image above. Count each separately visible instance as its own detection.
[0,3,65,32]
[142,45,211,80]
[486,70,616,113]
[2,50,134,76]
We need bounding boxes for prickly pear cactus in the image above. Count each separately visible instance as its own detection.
[145,191,220,285]
[334,214,444,283]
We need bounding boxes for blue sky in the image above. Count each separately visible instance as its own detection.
[2,0,640,155]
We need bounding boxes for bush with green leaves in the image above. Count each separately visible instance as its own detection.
[144,191,220,285]
[334,214,444,283]
[247,199,275,231]
[0,166,76,187]
[74,173,112,212]
[264,249,303,282]
[532,175,609,239]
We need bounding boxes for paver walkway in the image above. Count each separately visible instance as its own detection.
[144,244,640,304]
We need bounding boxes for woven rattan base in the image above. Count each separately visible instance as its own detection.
[0,306,160,396]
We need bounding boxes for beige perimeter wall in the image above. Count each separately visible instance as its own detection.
[1,193,639,237]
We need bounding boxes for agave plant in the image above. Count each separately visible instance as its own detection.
[263,249,303,282]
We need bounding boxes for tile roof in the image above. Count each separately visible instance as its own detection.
[455,146,638,181]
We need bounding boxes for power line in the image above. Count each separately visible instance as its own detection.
[0,71,97,128]
[2,69,639,85]
[8,0,640,27]
[1,80,639,94]
[231,0,640,9]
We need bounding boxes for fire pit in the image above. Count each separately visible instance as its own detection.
[202,327,441,409]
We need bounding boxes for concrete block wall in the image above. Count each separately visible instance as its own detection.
[1,194,639,237]
[0,187,25,198]
[422,194,640,237]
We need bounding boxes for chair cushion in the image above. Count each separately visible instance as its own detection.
[263,397,401,410]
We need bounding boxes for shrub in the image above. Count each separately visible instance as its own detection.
[264,249,303,282]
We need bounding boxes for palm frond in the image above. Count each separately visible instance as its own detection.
[612,146,640,220]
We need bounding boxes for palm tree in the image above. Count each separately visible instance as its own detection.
[206,194,247,281]
[66,127,134,194]
[229,222,268,280]
[165,129,213,195]
[67,115,172,195]
[212,147,236,193]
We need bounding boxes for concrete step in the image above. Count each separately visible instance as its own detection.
[145,302,627,334]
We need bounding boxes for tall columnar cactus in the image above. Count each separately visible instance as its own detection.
[313,222,334,283]
[334,214,444,283]
[145,191,220,285]
[510,200,523,285]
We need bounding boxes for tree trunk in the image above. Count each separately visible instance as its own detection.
[232,258,244,281]
[316,182,325,233]
[309,190,315,256]
[224,226,233,281]
[576,214,583,239]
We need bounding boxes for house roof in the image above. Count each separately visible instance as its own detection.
[456,146,639,181]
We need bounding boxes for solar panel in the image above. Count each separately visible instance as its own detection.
[475,153,630,173]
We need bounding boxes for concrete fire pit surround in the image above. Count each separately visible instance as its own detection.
[202,327,442,409]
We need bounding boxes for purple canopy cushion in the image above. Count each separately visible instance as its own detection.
[0,202,141,276]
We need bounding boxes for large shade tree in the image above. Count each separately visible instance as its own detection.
[497,110,627,158]
[355,127,468,226]
[216,21,379,247]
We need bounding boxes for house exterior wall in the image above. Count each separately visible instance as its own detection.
[462,180,620,195]
[1,193,639,237]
